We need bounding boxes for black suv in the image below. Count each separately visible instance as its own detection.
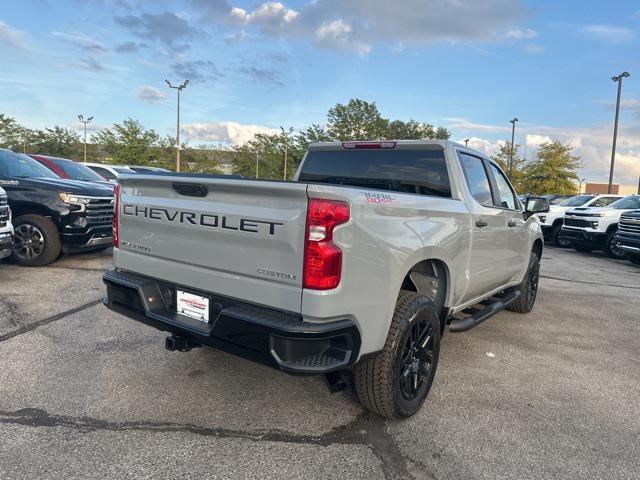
[614,210,640,265]
[0,148,114,266]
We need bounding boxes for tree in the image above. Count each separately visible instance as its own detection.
[492,142,525,192]
[386,120,450,140]
[91,118,160,165]
[327,99,389,141]
[0,114,29,151]
[296,124,332,150]
[29,126,82,159]
[522,140,580,194]
[232,133,304,180]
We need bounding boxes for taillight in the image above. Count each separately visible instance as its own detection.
[112,183,120,248]
[303,199,349,290]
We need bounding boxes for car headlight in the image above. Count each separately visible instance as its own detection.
[590,221,599,228]
[59,193,90,205]
[538,215,547,223]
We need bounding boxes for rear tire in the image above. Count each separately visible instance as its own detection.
[605,233,626,259]
[11,215,61,267]
[506,251,540,313]
[551,224,570,248]
[355,291,440,419]
[572,244,593,253]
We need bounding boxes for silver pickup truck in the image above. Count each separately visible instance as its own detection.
[103,140,548,418]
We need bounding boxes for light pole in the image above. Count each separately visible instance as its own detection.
[509,118,518,178]
[255,149,260,179]
[78,114,93,163]
[280,126,294,180]
[165,79,189,172]
[579,178,586,194]
[464,138,469,146]
[608,71,630,194]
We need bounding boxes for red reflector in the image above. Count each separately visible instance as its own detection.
[303,199,349,290]
[112,183,120,247]
[341,141,396,150]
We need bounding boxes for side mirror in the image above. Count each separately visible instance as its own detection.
[524,196,550,218]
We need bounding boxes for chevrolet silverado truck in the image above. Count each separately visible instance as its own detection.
[561,195,640,259]
[0,148,114,266]
[0,186,14,261]
[538,194,622,247]
[613,209,640,265]
[103,140,548,419]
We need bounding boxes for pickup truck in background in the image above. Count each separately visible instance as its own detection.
[0,148,114,266]
[561,195,640,259]
[538,194,622,246]
[103,140,548,419]
[0,186,14,261]
[613,209,640,265]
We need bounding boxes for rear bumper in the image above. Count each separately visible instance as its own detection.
[560,227,607,248]
[103,269,360,374]
[0,232,12,259]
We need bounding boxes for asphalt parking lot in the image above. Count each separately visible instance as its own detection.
[0,247,638,480]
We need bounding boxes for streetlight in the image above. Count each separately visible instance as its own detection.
[608,71,630,194]
[464,138,469,146]
[579,178,586,194]
[509,118,518,178]
[78,114,94,163]
[165,79,189,172]
[280,126,294,180]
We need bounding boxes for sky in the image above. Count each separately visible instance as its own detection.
[1,0,639,187]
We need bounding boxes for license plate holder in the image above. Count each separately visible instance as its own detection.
[176,290,210,323]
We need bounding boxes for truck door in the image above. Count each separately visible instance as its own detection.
[457,152,508,301]
[487,162,528,282]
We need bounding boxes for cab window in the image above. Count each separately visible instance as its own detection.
[489,163,518,210]
[458,152,493,206]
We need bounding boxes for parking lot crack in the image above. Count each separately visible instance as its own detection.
[0,299,102,343]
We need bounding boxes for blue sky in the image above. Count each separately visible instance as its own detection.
[1,0,639,186]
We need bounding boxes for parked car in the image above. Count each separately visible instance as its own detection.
[0,148,114,266]
[613,210,640,265]
[560,195,640,259]
[538,194,622,246]
[84,163,136,182]
[103,140,548,419]
[0,186,14,261]
[29,155,113,188]
[125,165,171,173]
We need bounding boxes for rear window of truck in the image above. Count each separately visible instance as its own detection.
[298,149,451,198]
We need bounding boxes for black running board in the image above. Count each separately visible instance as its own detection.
[448,290,521,333]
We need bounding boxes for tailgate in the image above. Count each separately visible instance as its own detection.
[114,175,308,313]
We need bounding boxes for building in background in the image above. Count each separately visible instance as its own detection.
[585,183,619,194]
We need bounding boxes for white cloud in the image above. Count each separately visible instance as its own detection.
[136,86,167,104]
[503,28,538,40]
[525,134,552,147]
[525,44,544,53]
[457,137,505,156]
[447,118,511,133]
[582,24,635,43]
[0,20,28,49]
[220,0,528,53]
[52,31,105,53]
[183,121,279,145]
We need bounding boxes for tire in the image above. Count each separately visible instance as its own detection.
[551,224,570,248]
[572,244,593,253]
[626,254,640,266]
[604,233,626,260]
[11,214,62,267]
[355,291,440,419]
[506,251,540,313]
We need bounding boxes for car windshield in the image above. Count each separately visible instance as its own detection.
[610,196,640,210]
[559,195,593,207]
[3,151,58,178]
[51,158,106,182]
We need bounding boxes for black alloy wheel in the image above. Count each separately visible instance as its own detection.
[398,315,435,401]
[13,224,45,262]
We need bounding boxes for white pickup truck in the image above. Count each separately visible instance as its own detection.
[538,194,622,246]
[103,140,548,418]
[561,195,640,258]
[0,186,14,260]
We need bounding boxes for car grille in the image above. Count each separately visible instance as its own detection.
[564,218,589,228]
[619,215,640,235]
[86,197,114,226]
[0,196,8,228]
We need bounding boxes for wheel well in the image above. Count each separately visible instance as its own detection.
[606,223,618,234]
[11,205,54,220]
[552,218,563,227]
[400,259,449,333]
[532,238,543,259]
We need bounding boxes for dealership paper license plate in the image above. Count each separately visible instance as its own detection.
[176,290,210,322]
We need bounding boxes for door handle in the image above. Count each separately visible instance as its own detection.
[507,220,518,227]
[475,220,488,228]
